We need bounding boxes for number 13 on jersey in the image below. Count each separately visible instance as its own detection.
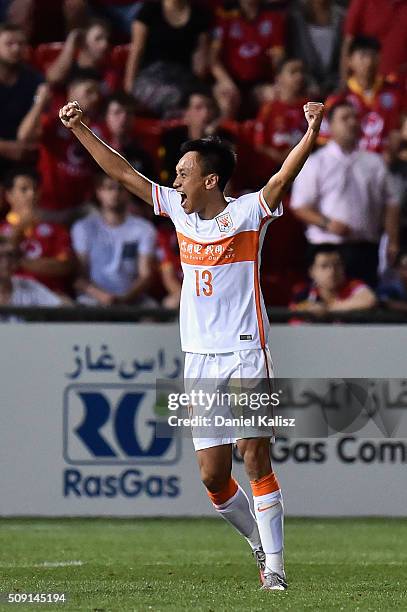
[195,269,213,296]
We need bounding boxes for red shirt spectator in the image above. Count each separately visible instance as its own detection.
[214,8,285,85]
[0,215,72,293]
[255,98,308,151]
[291,278,371,309]
[38,113,102,214]
[323,78,405,152]
[157,225,182,282]
[344,0,407,78]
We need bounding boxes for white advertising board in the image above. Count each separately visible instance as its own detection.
[0,324,406,516]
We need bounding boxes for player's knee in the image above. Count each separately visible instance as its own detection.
[200,469,229,494]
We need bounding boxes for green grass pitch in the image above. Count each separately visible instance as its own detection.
[1,518,406,611]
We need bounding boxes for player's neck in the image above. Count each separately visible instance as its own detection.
[198,192,228,220]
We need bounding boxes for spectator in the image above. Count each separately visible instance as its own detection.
[89,0,144,40]
[0,234,63,308]
[156,223,182,308]
[46,18,120,95]
[18,73,102,224]
[160,89,234,185]
[287,0,345,96]
[324,37,405,154]
[102,91,154,178]
[341,0,407,81]
[291,101,400,287]
[390,115,407,249]
[6,0,88,44]
[0,167,75,295]
[290,245,377,315]
[211,0,286,119]
[0,23,43,175]
[124,0,211,117]
[71,173,157,306]
[378,251,407,313]
[254,58,308,169]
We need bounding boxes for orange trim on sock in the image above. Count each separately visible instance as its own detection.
[207,477,238,506]
[250,472,280,497]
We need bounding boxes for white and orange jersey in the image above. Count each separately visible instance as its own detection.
[152,184,283,353]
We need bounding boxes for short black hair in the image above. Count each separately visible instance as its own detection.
[327,98,355,122]
[179,137,236,191]
[103,91,136,115]
[67,68,101,88]
[180,85,213,108]
[274,56,304,77]
[349,36,381,56]
[0,23,24,37]
[308,244,343,267]
[84,17,111,35]
[2,167,39,191]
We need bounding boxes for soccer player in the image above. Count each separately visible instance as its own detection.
[59,98,324,591]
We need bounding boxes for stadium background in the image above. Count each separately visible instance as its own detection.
[0,1,406,610]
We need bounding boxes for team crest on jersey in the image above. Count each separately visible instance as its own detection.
[380,92,394,109]
[259,20,272,36]
[216,212,234,233]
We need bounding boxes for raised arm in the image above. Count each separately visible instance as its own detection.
[59,101,153,206]
[46,30,81,85]
[262,102,324,210]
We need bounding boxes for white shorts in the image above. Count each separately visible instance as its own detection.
[184,347,275,451]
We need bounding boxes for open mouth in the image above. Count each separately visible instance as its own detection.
[179,192,187,206]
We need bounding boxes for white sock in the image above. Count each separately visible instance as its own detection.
[253,489,285,577]
[212,485,262,551]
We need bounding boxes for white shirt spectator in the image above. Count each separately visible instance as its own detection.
[71,212,156,295]
[10,276,62,306]
[291,140,399,244]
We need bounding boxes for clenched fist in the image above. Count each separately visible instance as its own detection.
[59,100,83,129]
[303,102,324,133]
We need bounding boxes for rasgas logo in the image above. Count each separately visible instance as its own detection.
[63,378,181,499]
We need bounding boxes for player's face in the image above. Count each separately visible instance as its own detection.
[0,30,25,65]
[349,50,378,81]
[85,25,110,60]
[0,242,18,281]
[5,176,38,213]
[330,106,359,145]
[105,101,132,136]
[96,177,127,211]
[173,152,214,214]
[69,81,100,113]
[310,253,345,291]
[185,95,215,128]
[278,60,305,95]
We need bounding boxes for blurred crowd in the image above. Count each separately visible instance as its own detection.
[0,0,406,319]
